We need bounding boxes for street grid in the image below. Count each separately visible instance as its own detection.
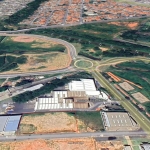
[20,0,150,26]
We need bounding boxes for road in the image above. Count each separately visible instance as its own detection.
[0,16,150,34]
[0,131,147,142]
[93,71,150,133]
[0,33,77,78]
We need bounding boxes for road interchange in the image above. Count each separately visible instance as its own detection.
[0,32,150,139]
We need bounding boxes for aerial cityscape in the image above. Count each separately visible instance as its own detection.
[0,0,150,149]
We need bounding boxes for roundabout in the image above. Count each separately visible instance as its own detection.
[74,59,93,69]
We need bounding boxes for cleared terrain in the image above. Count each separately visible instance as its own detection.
[0,138,123,150]
[0,36,71,73]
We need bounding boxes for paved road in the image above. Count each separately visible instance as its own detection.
[93,71,150,133]
[0,131,147,142]
[0,16,150,34]
[0,33,77,78]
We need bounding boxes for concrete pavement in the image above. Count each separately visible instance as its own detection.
[0,131,147,142]
[93,71,150,133]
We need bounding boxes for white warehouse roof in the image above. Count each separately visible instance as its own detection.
[68,79,97,91]
[24,84,43,92]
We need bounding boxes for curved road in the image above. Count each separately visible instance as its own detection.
[0,33,77,78]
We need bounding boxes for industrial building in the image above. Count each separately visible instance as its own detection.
[34,79,109,111]
[0,115,21,135]
[101,112,139,131]
[140,143,150,150]
[34,91,89,111]
[68,79,109,99]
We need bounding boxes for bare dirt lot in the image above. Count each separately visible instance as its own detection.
[100,47,109,52]
[0,139,124,150]
[131,92,149,103]
[2,52,70,74]
[108,22,139,29]
[11,36,57,45]
[19,113,77,134]
[18,112,104,134]
[119,82,134,91]
[1,35,72,74]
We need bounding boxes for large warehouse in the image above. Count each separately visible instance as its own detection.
[101,112,139,131]
[0,115,21,135]
[34,79,110,111]
[35,91,89,111]
[68,79,109,99]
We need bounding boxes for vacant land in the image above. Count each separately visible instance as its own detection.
[121,18,150,45]
[106,61,150,99]
[0,36,66,54]
[18,112,104,134]
[0,36,71,73]
[131,92,149,103]
[108,22,139,30]
[19,112,77,134]
[76,112,104,132]
[27,18,150,58]
[119,82,134,91]
[0,139,124,150]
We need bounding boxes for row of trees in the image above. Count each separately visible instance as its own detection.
[5,0,49,25]
[27,26,150,57]
[12,72,91,103]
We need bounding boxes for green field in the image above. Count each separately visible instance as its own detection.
[0,36,66,55]
[106,61,150,99]
[27,18,150,58]
[75,60,93,69]
[75,112,104,132]
[121,18,150,45]
[19,112,104,134]
[105,61,150,114]
[0,55,27,72]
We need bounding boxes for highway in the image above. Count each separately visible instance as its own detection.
[0,131,147,142]
[93,71,150,133]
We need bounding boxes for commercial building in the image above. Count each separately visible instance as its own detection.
[34,91,89,111]
[101,111,139,131]
[34,79,109,111]
[0,115,21,135]
[140,143,150,150]
[68,79,109,100]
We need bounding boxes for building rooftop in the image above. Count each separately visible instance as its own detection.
[0,115,21,133]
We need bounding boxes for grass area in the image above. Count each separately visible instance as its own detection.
[4,0,49,25]
[18,124,37,134]
[121,18,150,45]
[76,112,104,132]
[27,18,150,58]
[106,61,150,99]
[114,0,150,7]
[0,36,66,54]
[0,79,5,85]
[75,60,93,68]
[19,112,104,134]
[0,55,27,72]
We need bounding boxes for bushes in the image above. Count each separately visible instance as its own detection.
[5,0,49,24]
[144,102,150,113]
[16,56,27,64]
[0,55,27,72]
[12,72,91,103]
